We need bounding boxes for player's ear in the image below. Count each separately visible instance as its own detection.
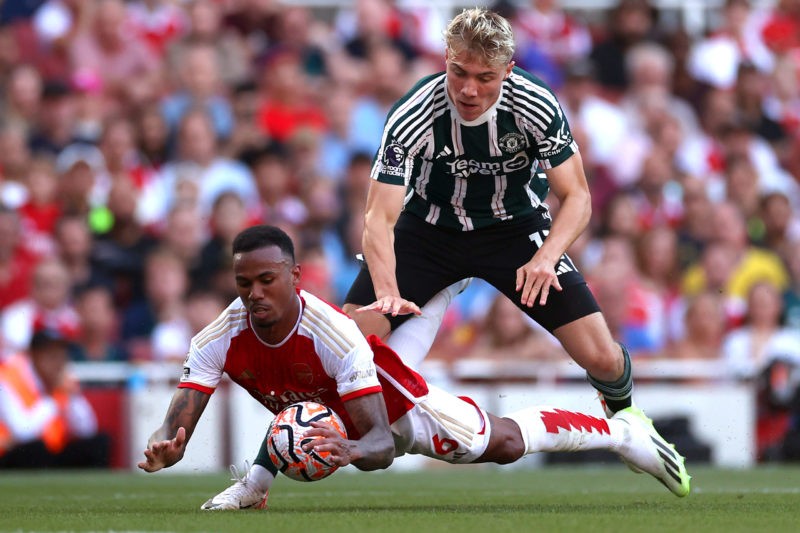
[291,264,301,285]
[505,61,515,79]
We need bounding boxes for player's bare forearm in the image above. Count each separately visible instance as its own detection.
[343,393,395,471]
[361,181,406,300]
[516,153,591,306]
[150,387,209,444]
[539,153,591,262]
[139,388,210,472]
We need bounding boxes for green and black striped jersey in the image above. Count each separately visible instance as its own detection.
[371,66,578,231]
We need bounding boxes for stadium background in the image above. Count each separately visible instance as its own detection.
[1,0,799,472]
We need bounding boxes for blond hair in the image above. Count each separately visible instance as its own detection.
[444,8,515,66]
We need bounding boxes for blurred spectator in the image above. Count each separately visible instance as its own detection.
[32,0,86,54]
[162,41,235,142]
[0,257,79,358]
[0,63,43,135]
[660,291,726,361]
[139,108,258,226]
[0,328,109,469]
[0,205,38,311]
[271,4,328,79]
[635,225,683,351]
[150,286,227,364]
[69,285,126,363]
[629,148,684,231]
[734,62,789,147]
[687,0,774,91]
[682,201,789,324]
[194,191,250,300]
[167,0,249,88]
[620,42,700,149]
[53,214,109,292]
[120,246,188,362]
[723,155,763,237]
[674,176,715,270]
[223,79,266,159]
[559,60,634,187]
[255,48,327,145]
[758,191,800,258]
[461,293,566,363]
[722,281,800,379]
[590,0,659,97]
[126,0,186,57]
[159,202,206,281]
[244,142,308,228]
[334,0,418,62]
[134,103,171,169]
[348,41,413,159]
[221,0,281,61]
[91,176,158,308]
[18,155,61,256]
[67,0,163,110]
[586,236,656,355]
[510,0,592,89]
[28,80,78,156]
[783,240,800,330]
[0,124,34,207]
[54,143,105,219]
[97,115,158,206]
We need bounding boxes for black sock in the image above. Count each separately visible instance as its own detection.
[254,434,278,476]
[587,343,633,414]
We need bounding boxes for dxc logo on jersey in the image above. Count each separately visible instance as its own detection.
[445,152,530,178]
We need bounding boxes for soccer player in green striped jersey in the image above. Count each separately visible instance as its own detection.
[343,7,689,496]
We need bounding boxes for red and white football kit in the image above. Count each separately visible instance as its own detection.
[179,290,491,463]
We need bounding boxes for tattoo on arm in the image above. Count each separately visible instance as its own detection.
[156,388,210,443]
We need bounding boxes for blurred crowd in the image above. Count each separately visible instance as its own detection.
[0,0,799,389]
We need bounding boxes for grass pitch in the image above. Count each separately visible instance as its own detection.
[1,465,798,532]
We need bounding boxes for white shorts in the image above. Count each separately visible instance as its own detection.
[390,384,492,464]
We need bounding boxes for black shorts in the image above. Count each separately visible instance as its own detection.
[345,212,600,333]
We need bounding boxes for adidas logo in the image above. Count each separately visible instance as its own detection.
[436,146,452,159]
[651,435,683,485]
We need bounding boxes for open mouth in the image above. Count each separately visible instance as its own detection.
[251,305,270,318]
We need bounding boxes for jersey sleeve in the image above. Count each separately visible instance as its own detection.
[371,132,413,187]
[535,104,578,170]
[179,326,228,394]
[370,74,442,187]
[306,304,383,401]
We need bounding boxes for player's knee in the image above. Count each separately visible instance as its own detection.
[584,345,624,381]
[486,419,525,464]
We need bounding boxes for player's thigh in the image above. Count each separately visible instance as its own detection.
[475,226,599,332]
[392,385,491,464]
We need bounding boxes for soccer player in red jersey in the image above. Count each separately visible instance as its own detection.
[137,225,689,510]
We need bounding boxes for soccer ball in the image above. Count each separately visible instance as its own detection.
[266,401,348,482]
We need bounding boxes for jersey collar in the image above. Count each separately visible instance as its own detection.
[250,294,303,348]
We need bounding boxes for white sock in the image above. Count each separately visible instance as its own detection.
[505,406,625,455]
[248,464,275,493]
[386,279,471,369]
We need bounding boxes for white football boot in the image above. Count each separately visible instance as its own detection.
[613,406,692,497]
[201,462,269,510]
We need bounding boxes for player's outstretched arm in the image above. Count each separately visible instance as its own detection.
[304,393,394,471]
[137,387,210,472]
[517,152,591,307]
[359,180,421,317]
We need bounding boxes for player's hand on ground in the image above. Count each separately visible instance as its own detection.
[137,427,186,473]
[356,295,422,317]
[303,421,360,467]
[516,256,562,307]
